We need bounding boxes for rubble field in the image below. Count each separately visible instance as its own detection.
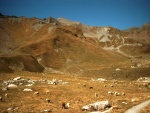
[0,72,149,113]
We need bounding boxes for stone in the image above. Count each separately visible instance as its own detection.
[2,87,8,91]
[23,88,33,92]
[5,94,8,98]
[46,99,51,103]
[19,83,23,86]
[97,78,107,82]
[115,68,121,71]
[25,84,33,86]
[82,100,111,111]
[33,92,39,95]
[7,107,13,111]
[0,97,2,101]
[7,84,17,88]
[44,109,51,112]
[131,98,139,102]
[13,77,21,81]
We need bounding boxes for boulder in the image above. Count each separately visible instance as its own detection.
[23,88,33,92]
[7,84,17,88]
[82,100,111,111]
[13,77,21,81]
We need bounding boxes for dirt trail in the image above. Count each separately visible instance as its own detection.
[125,99,150,113]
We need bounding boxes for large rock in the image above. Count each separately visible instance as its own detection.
[7,84,17,88]
[82,100,111,111]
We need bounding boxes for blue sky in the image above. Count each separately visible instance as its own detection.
[0,0,150,30]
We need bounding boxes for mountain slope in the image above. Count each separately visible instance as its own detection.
[0,15,149,76]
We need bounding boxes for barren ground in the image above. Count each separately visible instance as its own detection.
[0,71,149,113]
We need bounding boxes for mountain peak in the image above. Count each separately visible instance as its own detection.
[57,17,81,26]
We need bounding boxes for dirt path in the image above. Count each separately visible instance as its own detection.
[125,99,150,113]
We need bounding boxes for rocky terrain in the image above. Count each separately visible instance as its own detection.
[0,14,150,77]
[0,14,150,112]
[0,72,150,113]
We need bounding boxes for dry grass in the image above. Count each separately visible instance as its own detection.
[0,72,150,113]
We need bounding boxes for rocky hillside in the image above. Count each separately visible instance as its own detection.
[0,14,150,77]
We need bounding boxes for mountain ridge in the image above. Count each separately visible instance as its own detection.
[0,14,150,80]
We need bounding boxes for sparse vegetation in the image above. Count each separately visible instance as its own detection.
[0,72,150,112]
[0,15,150,112]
